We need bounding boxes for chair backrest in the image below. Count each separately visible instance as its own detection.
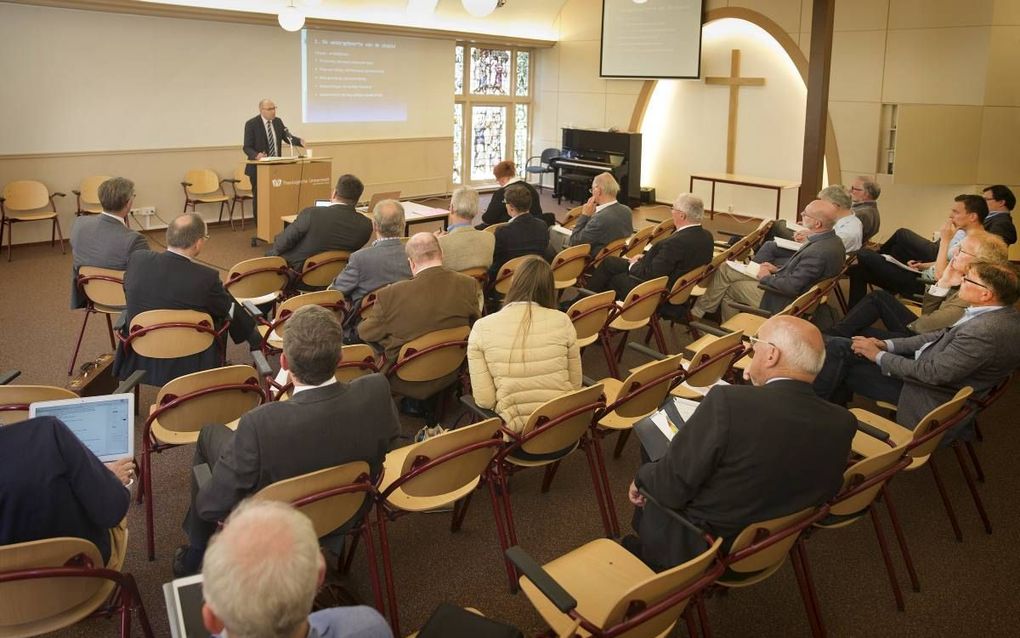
[335,344,380,382]
[391,418,502,499]
[225,256,290,300]
[0,385,79,425]
[233,165,252,193]
[908,386,974,458]
[567,291,616,347]
[183,169,222,196]
[539,147,560,164]
[392,325,470,383]
[516,384,604,456]
[300,250,351,288]
[551,244,591,289]
[77,176,111,208]
[484,222,507,234]
[255,461,373,538]
[615,276,668,325]
[647,218,675,246]
[596,538,722,637]
[684,330,745,388]
[365,191,401,211]
[829,443,909,518]
[458,266,489,288]
[151,365,265,435]
[493,255,531,295]
[709,246,735,269]
[605,355,685,422]
[77,267,126,309]
[2,180,51,212]
[0,537,111,634]
[778,284,823,319]
[665,264,709,307]
[622,226,655,260]
[125,310,217,359]
[726,506,819,574]
[560,206,583,229]
[268,290,345,343]
[591,237,628,268]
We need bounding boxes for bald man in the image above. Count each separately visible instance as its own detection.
[627,316,856,570]
[243,98,305,216]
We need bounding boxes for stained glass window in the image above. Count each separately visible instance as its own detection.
[514,104,528,172]
[453,103,464,184]
[454,45,464,95]
[515,51,529,97]
[470,47,510,96]
[470,106,506,181]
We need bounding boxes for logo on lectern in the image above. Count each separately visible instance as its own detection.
[272,179,283,187]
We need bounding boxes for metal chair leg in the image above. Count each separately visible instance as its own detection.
[964,440,985,483]
[952,442,992,534]
[928,458,963,542]
[881,486,920,592]
[68,310,92,375]
[790,544,824,637]
[869,506,905,611]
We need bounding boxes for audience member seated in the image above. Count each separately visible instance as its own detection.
[489,183,550,278]
[266,173,373,273]
[358,233,480,401]
[626,316,856,570]
[176,305,400,576]
[848,194,987,306]
[113,213,259,387]
[753,185,861,266]
[982,184,1017,246]
[330,198,412,315]
[827,231,1007,339]
[0,416,135,568]
[468,256,581,435]
[815,261,1020,431]
[691,198,845,322]
[850,175,882,244]
[548,171,634,258]
[201,499,392,638]
[69,176,149,309]
[478,159,546,227]
[437,185,495,273]
[586,193,714,300]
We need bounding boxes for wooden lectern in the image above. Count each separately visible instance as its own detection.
[247,157,332,242]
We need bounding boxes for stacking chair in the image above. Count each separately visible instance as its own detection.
[69,267,127,376]
[0,180,66,261]
[0,385,78,425]
[671,330,747,400]
[249,289,345,356]
[653,264,711,341]
[550,244,591,293]
[254,461,384,612]
[361,190,401,213]
[560,205,584,229]
[510,537,723,638]
[336,343,381,382]
[566,290,616,350]
[117,310,229,375]
[297,250,351,290]
[181,169,230,225]
[483,221,507,234]
[137,365,267,559]
[580,237,628,287]
[386,326,470,419]
[524,147,559,191]
[73,175,111,216]
[224,256,291,309]
[621,226,655,260]
[647,218,675,247]
[0,538,153,638]
[956,372,1014,483]
[222,164,253,229]
[597,276,669,378]
[375,418,504,634]
[491,255,530,296]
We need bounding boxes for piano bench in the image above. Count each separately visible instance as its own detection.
[557,173,591,205]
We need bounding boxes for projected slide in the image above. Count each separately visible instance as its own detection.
[303,30,412,123]
[601,0,703,79]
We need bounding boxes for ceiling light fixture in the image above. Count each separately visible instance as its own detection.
[278,1,305,32]
[462,0,500,18]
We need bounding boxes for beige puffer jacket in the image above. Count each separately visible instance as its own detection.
[468,302,582,434]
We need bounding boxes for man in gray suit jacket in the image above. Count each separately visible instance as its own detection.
[176,305,400,576]
[550,172,634,258]
[330,199,411,304]
[437,185,494,273]
[69,177,149,308]
[815,260,1020,429]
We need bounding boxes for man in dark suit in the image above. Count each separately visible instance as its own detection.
[553,171,634,258]
[489,183,550,278]
[266,174,372,273]
[69,177,149,309]
[815,260,1020,431]
[586,193,714,300]
[982,184,1017,246]
[176,305,400,576]
[627,316,856,570]
[692,199,846,322]
[479,160,547,227]
[850,175,882,244]
[113,213,258,387]
[242,99,305,216]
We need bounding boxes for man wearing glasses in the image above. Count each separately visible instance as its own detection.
[981,185,1017,246]
[849,176,882,244]
[243,99,305,218]
[752,185,862,267]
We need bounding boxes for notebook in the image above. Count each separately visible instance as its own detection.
[29,393,134,462]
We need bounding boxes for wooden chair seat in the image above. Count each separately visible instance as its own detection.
[191,194,228,203]
[7,211,57,222]
[850,409,925,468]
[717,507,819,589]
[720,312,765,336]
[151,414,241,446]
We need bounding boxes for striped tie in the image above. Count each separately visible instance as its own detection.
[266,120,276,157]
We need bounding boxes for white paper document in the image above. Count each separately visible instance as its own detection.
[726,260,760,278]
[677,377,730,397]
[649,397,703,441]
[882,254,921,272]
[550,224,572,236]
[774,237,804,252]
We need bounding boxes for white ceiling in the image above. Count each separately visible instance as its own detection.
[138,0,569,41]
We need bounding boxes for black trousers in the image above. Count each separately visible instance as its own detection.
[827,289,917,339]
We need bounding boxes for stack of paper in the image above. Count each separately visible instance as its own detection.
[649,397,703,441]
[774,237,804,251]
[677,377,729,397]
[726,260,760,278]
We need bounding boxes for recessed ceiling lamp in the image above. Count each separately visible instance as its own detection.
[633,0,649,4]
[462,0,500,18]
[278,1,305,32]
[408,0,440,16]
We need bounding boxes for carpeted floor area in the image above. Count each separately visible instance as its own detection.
[2,189,1019,637]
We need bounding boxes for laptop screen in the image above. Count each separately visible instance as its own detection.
[30,394,134,462]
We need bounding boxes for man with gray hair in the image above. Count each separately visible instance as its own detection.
[626,315,856,570]
[850,175,882,243]
[175,304,400,576]
[586,193,714,300]
[331,199,412,305]
[549,171,634,257]
[437,185,495,272]
[69,176,150,309]
[752,185,862,266]
[114,212,259,386]
[201,499,392,638]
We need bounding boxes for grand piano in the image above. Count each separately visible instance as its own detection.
[551,128,642,207]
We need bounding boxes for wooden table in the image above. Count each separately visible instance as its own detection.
[689,172,800,220]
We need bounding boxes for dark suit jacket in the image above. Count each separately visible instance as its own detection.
[0,417,130,564]
[759,230,845,314]
[69,213,149,308]
[266,203,373,271]
[490,214,550,275]
[195,376,400,524]
[983,212,1017,246]
[631,225,715,286]
[243,115,303,181]
[852,201,881,244]
[635,380,855,569]
[114,250,254,386]
[481,179,544,225]
[569,201,634,257]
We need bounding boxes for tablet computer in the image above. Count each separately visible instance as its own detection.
[29,393,134,462]
[163,574,206,638]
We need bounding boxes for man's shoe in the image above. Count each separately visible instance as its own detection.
[172,545,200,578]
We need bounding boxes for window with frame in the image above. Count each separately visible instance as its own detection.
[452,44,531,186]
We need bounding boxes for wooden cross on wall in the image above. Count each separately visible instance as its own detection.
[705,49,766,174]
